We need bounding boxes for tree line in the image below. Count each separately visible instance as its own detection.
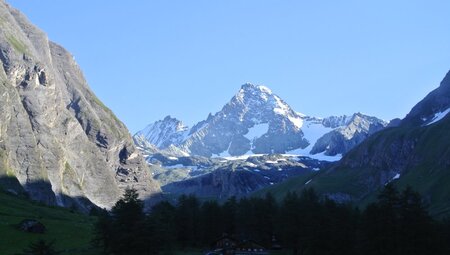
[93,184,450,255]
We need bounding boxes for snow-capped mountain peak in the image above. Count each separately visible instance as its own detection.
[235,83,274,104]
[134,115,189,149]
[228,83,304,130]
[134,84,387,160]
[240,83,273,94]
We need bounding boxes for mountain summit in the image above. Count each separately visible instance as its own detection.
[402,70,450,127]
[175,83,308,157]
[134,115,189,149]
[135,84,387,159]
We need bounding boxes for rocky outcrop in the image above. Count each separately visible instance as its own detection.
[0,1,160,211]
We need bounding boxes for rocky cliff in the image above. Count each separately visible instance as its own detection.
[0,1,160,211]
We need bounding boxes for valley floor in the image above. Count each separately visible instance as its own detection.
[0,191,97,255]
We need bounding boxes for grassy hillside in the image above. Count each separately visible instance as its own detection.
[258,115,450,218]
[252,170,319,200]
[0,191,97,255]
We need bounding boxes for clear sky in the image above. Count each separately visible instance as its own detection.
[7,0,450,133]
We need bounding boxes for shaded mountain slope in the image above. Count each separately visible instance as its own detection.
[260,71,450,217]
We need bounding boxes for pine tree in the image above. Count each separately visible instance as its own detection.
[97,188,147,255]
[147,201,177,253]
[199,200,223,246]
[398,186,436,255]
[174,194,200,248]
[278,191,301,255]
[92,208,113,253]
[222,196,238,236]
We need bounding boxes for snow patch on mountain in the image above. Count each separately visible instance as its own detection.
[286,147,342,162]
[302,118,335,147]
[217,142,232,157]
[258,85,273,94]
[425,107,450,126]
[288,116,303,130]
[273,96,290,115]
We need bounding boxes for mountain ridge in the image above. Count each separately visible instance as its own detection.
[135,83,387,160]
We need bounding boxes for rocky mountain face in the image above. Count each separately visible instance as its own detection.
[310,113,388,156]
[135,84,387,159]
[178,84,309,157]
[265,70,450,217]
[0,1,160,211]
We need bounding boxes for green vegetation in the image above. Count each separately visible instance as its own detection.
[0,191,97,255]
[0,183,446,255]
[260,116,450,218]
[0,150,13,177]
[90,92,124,138]
[95,186,450,255]
[0,17,5,26]
[62,161,82,191]
[6,34,27,55]
[253,171,318,200]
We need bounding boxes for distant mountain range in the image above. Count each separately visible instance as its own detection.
[133,84,388,200]
[134,84,387,160]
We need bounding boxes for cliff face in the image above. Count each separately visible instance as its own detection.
[0,1,160,211]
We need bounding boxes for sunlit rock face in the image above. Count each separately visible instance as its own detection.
[0,1,160,211]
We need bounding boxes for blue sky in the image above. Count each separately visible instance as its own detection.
[8,0,450,133]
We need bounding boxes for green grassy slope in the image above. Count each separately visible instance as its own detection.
[252,170,319,200]
[259,115,450,218]
[0,191,97,255]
